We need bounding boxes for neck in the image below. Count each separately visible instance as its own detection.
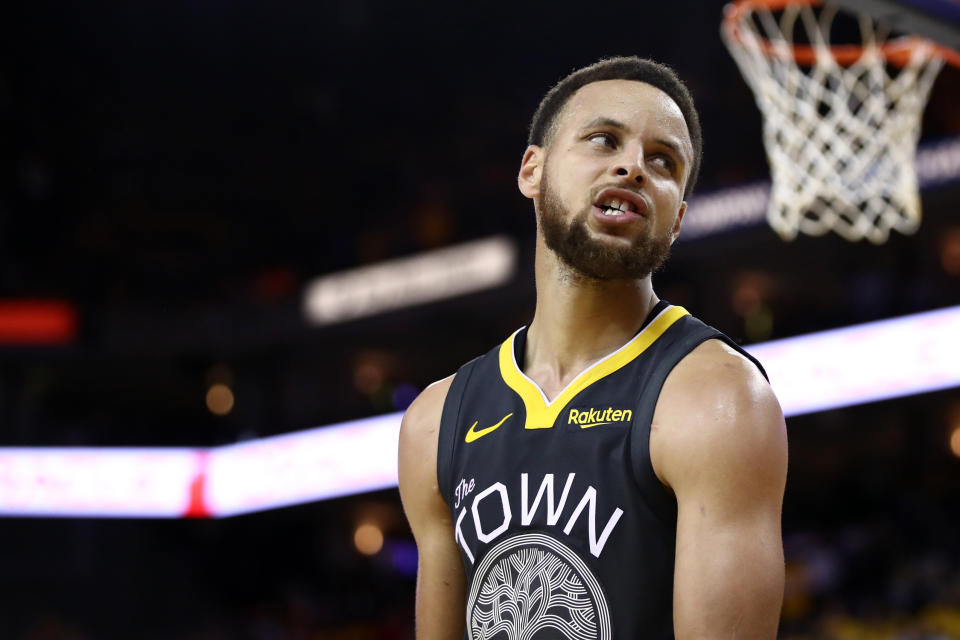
[525,234,659,392]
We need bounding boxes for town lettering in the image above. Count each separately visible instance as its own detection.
[453,472,624,564]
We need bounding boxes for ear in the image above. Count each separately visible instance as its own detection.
[670,201,687,244]
[518,145,544,199]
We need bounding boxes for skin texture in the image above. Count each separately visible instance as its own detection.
[398,375,466,640]
[654,340,787,639]
[398,79,787,639]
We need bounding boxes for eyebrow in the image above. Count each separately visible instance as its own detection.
[580,116,689,163]
[581,116,626,132]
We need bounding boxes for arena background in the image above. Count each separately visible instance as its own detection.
[3,1,960,638]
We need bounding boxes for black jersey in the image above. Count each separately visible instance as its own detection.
[436,302,767,639]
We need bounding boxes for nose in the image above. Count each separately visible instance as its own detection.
[613,151,645,185]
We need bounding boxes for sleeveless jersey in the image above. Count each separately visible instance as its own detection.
[436,302,767,639]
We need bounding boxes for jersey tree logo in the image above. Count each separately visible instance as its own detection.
[466,532,611,640]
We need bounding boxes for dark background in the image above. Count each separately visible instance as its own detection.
[2,1,960,638]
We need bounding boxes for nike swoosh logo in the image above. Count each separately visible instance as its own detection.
[465,413,514,443]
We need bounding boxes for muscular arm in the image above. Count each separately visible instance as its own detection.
[652,340,788,639]
[398,375,466,639]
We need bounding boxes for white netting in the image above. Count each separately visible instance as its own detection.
[722,1,946,243]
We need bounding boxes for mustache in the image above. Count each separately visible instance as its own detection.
[590,183,644,199]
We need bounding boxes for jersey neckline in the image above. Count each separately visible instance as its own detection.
[498,304,690,429]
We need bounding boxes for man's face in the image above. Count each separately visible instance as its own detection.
[525,79,693,280]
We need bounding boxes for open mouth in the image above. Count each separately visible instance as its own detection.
[592,187,648,220]
[597,198,636,216]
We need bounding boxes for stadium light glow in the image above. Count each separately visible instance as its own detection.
[1,304,958,518]
[0,299,78,345]
[0,448,201,518]
[303,236,516,325]
[204,412,401,518]
[747,304,960,416]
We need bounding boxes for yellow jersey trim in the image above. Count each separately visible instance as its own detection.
[498,305,690,430]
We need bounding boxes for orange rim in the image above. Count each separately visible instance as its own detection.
[723,0,960,68]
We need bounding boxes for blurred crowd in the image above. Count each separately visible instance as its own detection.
[13,516,960,639]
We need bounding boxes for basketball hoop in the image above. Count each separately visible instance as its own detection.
[722,0,959,243]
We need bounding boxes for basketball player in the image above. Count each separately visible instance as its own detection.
[398,57,788,639]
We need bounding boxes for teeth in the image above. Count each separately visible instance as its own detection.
[598,197,636,213]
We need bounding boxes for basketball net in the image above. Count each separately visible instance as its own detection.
[722,0,948,244]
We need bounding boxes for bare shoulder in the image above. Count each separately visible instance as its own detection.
[399,374,470,639]
[398,374,456,526]
[651,338,787,494]
[399,374,455,476]
[400,374,455,449]
[660,338,776,419]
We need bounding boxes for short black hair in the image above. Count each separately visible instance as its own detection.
[527,56,703,198]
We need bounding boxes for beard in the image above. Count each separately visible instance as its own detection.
[537,171,673,281]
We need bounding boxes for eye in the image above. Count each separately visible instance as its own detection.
[587,132,617,148]
[649,153,677,173]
